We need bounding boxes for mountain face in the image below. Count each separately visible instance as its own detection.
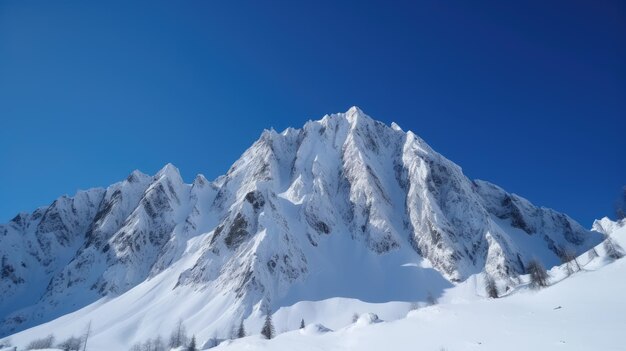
[0,107,603,337]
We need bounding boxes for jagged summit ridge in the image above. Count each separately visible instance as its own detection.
[0,107,602,337]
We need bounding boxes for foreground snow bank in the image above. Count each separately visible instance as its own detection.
[212,222,626,351]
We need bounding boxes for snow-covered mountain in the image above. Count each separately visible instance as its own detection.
[196,217,626,351]
[0,107,604,345]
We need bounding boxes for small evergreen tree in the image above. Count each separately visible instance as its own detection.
[604,237,625,259]
[351,313,359,323]
[237,321,246,338]
[527,259,549,288]
[169,319,188,348]
[261,312,275,339]
[484,275,498,298]
[26,334,55,350]
[300,318,305,329]
[186,335,197,351]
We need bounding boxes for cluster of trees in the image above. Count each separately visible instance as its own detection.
[23,322,90,350]
[25,335,55,350]
[558,248,581,276]
[483,236,626,297]
[128,308,282,351]
[18,309,287,351]
[481,258,550,297]
[168,319,189,348]
[130,320,198,351]
[57,336,83,351]
[129,336,166,351]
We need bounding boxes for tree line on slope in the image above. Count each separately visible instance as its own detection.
[483,234,625,298]
[1,321,92,351]
[127,308,279,351]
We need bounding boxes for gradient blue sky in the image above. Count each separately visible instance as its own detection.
[0,0,624,225]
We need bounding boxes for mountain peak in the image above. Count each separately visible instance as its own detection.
[126,169,150,183]
[347,105,365,115]
[345,105,372,127]
[155,163,182,181]
[193,174,209,187]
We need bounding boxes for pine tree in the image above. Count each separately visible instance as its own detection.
[261,312,275,339]
[237,321,246,338]
[169,319,188,348]
[527,259,549,288]
[484,275,498,298]
[186,335,197,351]
[26,335,55,350]
[300,319,305,329]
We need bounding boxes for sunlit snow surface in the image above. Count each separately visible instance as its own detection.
[3,219,624,351]
[215,219,626,351]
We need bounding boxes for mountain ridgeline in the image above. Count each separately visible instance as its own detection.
[0,107,602,336]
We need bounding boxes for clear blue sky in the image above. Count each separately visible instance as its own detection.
[0,0,624,226]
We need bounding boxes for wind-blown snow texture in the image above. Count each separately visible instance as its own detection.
[0,107,603,345]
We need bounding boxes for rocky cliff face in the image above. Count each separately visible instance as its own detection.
[0,107,603,336]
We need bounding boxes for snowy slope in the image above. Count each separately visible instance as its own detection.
[208,219,626,351]
[3,219,624,350]
[0,107,605,347]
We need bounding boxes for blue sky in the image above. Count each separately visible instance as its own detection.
[0,0,624,225]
